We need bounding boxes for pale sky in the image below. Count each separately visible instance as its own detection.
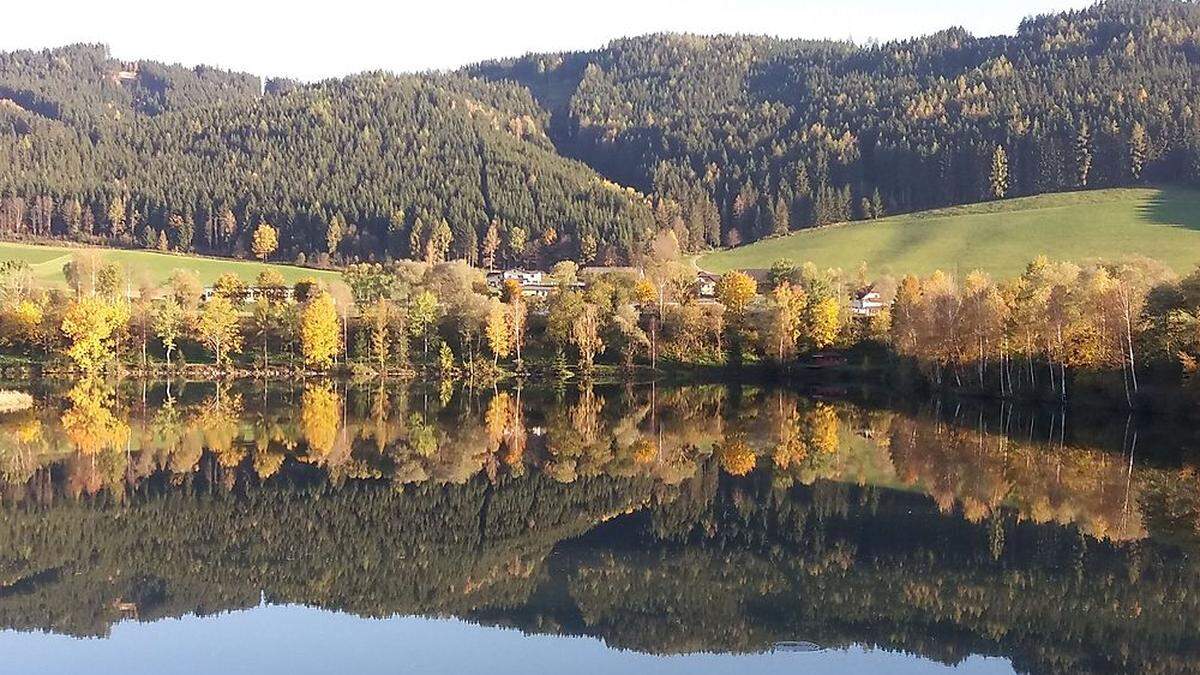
[4,0,1093,80]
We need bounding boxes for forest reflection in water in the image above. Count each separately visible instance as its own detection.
[0,378,1199,674]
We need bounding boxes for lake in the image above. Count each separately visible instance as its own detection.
[0,379,1196,674]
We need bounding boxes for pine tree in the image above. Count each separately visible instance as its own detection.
[107,196,127,239]
[387,208,406,259]
[870,188,885,219]
[990,145,1010,200]
[1075,120,1093,187]
[326,214,346,256]
[409,217,426,260]
[481,219,502,269]
[218,207,237,248]
[1130,122,1149,181]
[771,197,790,235]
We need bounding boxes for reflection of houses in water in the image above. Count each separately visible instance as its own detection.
[773,641,823,653]
[113,600,139,620]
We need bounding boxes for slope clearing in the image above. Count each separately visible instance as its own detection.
[700,188,1200,278]
[0,242,340,288]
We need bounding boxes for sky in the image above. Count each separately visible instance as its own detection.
[4,0,1094,81]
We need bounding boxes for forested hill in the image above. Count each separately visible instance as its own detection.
[4,0,1200,267]
[477,0,1200,251]
[0,44,654,266]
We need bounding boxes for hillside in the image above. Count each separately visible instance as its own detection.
[479,0,1200,252]
[0,241,340,288]
[0,45,654,267]
[699,187,1200,278]
[3,1,1200,269]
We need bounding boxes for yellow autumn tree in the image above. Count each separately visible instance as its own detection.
[60,297,131,371]
[300,291,341,369]
[768,283,808,361]
[485,298,512,364]
[197,295,243,365]
[716,270,757,317]
[2,297,44,348]
[251,222,279,261]
[804,296,843,351]
[633,278,658,305]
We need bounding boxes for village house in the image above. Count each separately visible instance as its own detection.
[696,272,720,299]
[485,269,582,299]
[201,285,295,304]
[486,267,720,303]
[851,285,885,317]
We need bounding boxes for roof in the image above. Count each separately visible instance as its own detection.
[579,266,639,277]
[854,284,878,299]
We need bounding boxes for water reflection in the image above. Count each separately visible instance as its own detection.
[0,380,1198,674]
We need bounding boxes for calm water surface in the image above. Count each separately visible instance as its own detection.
[0,379,1196,674]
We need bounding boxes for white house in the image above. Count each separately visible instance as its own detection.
[851,286,885,317]
[486,269,582,299]
[697,272,720,299]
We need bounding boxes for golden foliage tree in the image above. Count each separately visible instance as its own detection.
[154,296,184,367]
[485,298,512,364]
[197,295,243,365]
[571,302,604,372]
[60,297,130,371]
[300,291,342,369]
[251,222,279,261]
[716,270,757,317]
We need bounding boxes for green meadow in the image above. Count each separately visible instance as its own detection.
[0,242,340,288]
[700,187,1200,278]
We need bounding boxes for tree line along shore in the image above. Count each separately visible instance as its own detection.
[1,240,1200,411]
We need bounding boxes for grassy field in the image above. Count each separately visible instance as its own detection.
[0,241,341,288]
[700,187,1200,278]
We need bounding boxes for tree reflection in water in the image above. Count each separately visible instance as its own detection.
[0,380,1198,674]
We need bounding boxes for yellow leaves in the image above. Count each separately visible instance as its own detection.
[300,291,341,370]
[806,403,840,456]
[716,270,757,317]
[768,283,808,361]
[197,295,243,365]
[806,296,843,352]
[633,278,658,305]
[301,384,341,459]
[191,391,243,459]
[632,439,658,465]
[0,297,45,347]
[718,439,757,477]
[12,298,42,335]
[60,297,130,371]
[62,379,129,455]
[485,299,513,362]
[570,302,604,370]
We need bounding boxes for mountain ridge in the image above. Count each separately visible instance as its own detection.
[1,0,1199,269]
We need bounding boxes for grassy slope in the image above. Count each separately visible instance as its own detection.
[700,187,1200,278]
[0,242,341,288]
